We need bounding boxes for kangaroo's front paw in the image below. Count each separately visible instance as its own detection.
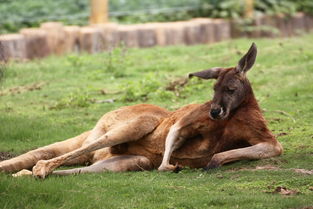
[158,163,182,173]
[32,160,54,179]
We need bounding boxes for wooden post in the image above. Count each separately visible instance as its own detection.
[245,0,254,19]
[90,0,108,24]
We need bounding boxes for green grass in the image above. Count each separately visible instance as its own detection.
[0,35,313,209]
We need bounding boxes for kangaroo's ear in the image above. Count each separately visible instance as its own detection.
[188,67,223,80]
[236,43,257,73]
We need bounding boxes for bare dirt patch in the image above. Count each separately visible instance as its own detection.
[165,77,188,92]
[0,82,46,96]
[0,151,15,161]
[272,186,300,196]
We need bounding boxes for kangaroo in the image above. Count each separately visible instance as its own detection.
[0,43,283,178]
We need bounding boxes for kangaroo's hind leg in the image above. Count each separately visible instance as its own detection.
[53,155,153,176]
[0,131,91,173]
[32,115,161,178]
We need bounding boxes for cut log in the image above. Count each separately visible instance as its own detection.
[290,13,306,35]
[259,15,280,37]
[20,28,50,59]
[64,26,80,53]
[249,17,263,38]
[190,18,215,43]
[213,19,231,42]
[183,21,202,45]
[92,23,119,50]
[0,34,26,61]
[304,14,313,32]
[274,15,287,37]
[40,22,66,55]
[136,24,157,48]
[79,27,103,53]
[150,23,166,46]
[117,25,139,48]
[156,22,185,46]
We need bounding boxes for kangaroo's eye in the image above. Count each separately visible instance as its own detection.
[226,88,235,94]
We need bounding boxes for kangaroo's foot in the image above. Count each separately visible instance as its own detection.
[12,169,33,177]
[32,160,58,179]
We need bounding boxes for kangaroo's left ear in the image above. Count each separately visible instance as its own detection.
[236,43,257,74]
[188,67,224,80]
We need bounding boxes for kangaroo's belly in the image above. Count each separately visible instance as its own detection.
[120,129,219,168]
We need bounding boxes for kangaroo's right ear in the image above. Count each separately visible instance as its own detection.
[188,67,223,80]
[236,43,257,74]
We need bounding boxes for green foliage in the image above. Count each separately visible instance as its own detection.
[66,55,87,68]
[103,47,129,78]
[50,90,92,110]
[120,73,175,102]
[0,0,89,34]
[199,0,297,19]
[199,0,245,18]
[254,0,297,16]
[289,0,313,15]
[0,0,311,34]
[179,78,208,98]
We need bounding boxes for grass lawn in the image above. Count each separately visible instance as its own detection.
[0,34,313,209]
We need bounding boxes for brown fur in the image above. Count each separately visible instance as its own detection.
[0,43,283,178]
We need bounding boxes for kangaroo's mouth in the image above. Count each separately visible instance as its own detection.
[209,106,229,120]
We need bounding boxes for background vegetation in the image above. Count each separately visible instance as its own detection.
[0,42,5,83]
[0,35,312,208]
[0,0,313,33]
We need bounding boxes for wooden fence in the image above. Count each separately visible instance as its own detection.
[0,13,312,61]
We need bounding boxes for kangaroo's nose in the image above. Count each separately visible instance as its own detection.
[210,108,221,119]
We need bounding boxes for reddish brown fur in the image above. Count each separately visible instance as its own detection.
[0,43,283,178]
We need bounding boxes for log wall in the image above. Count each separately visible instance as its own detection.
[0,13,312,61]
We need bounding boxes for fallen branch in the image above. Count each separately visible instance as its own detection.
[94,99,115,104]
[230,165,313,175]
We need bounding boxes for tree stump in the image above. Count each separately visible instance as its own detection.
[92,23,119,50]
[136,24,157,48]
[183,21,202,45]
[291,13,306,35]
[20,28,50,59]
[40,22,67,55]
[191,18,215,43]
[249,17,263,38]
[117,25,139,48]
[64,26,81,53]
[259,15,280,37]
[273,15,293,37]
[213,19,231,42]
[79,27,103,53]
[150,23,166,46]
[156,23,185,46]
[0,34,26,61]
[304,14,313,32]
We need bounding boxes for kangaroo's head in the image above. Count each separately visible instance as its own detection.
[189,43,257,120]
